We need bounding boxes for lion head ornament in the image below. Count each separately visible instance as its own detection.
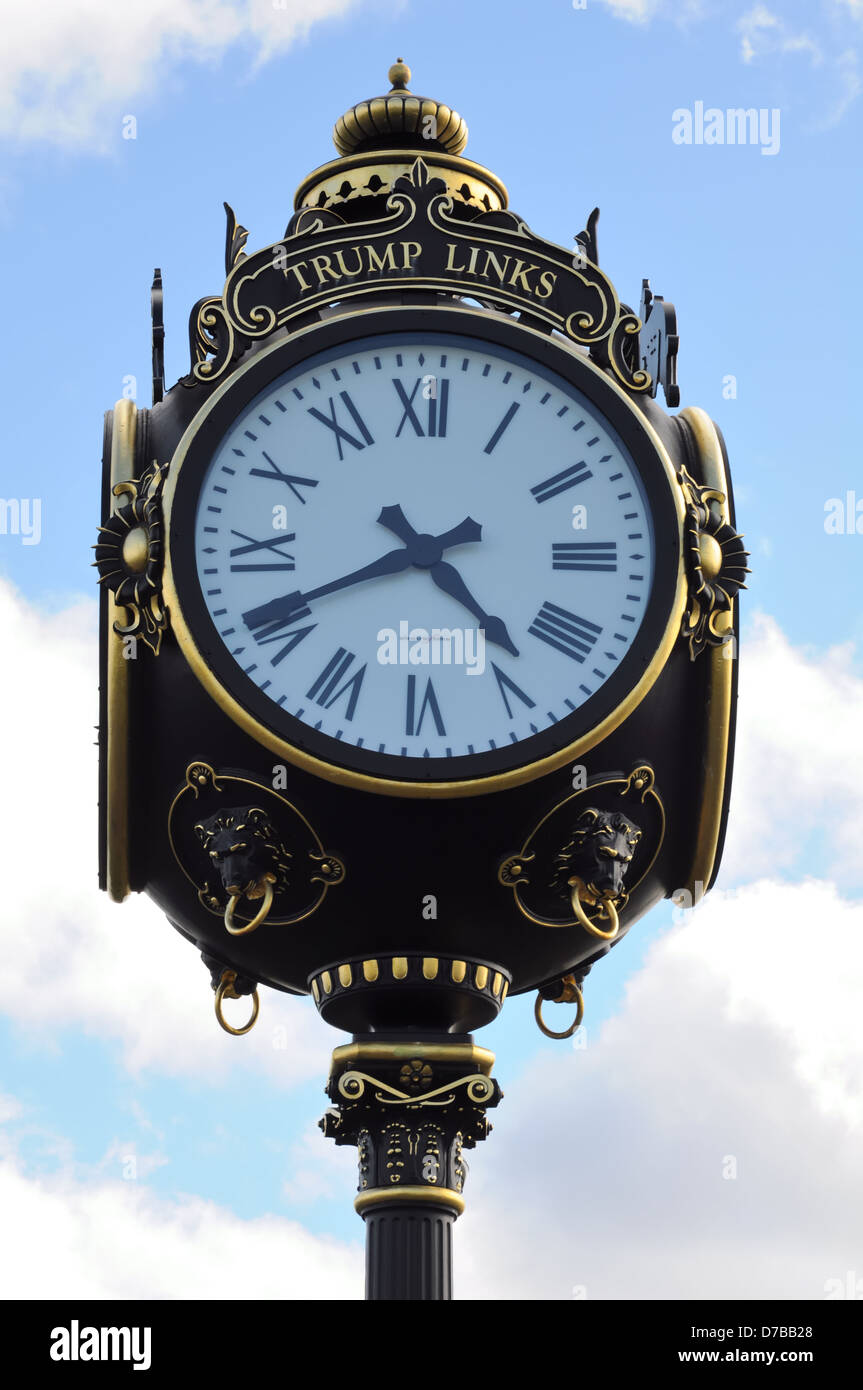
[550,808,642,909]
[194,806,292,901]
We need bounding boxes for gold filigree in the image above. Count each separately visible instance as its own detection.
[679,465,750,660]
[93,459,168,655]
[337,1069,496,1108]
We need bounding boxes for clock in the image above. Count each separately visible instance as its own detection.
[164,307,684,795]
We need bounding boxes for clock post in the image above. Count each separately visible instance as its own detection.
[96,60,747,1300]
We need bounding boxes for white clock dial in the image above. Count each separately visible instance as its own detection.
[191,331,656,761]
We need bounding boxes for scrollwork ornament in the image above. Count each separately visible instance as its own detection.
[93,459,169,654]
[337,1069,498,1109]
[181,155,652,393]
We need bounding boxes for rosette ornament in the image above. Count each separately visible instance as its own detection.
[679,466,750,659]
[93,461,168,654]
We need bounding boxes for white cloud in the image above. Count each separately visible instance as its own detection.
[460,878,863,1299]
[0,1121,361,1298]
[0,578,329,1086]
[815,47,863,128]
[598,0,704,23]
[0,0,366,148]
[721,613,863,888]
[737,5,823,66]
[0,1093,23,1124]
[282,1122,357,1204]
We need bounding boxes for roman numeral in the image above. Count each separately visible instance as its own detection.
[552,541,618,572]
[393,378,450,437]
[405,675,445,736]
[483,402,519,455]
[531,461,592,503]
[307,648,366,720]
[491,663,536,720]
[229,529,296,572]
[248,452,318,503]
[307,392,374,459]
[528,602,601,662]
[250,622,316,668]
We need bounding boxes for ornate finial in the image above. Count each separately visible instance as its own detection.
[388,58,411,91]
[332,61,468,156]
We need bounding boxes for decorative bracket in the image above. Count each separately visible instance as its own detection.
[639,278,680,407]
[151,269,164,405]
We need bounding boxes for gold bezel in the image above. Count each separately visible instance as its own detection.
[162,305,686,799]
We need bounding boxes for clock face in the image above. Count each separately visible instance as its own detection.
[168,313,681,790]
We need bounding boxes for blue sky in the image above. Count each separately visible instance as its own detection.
[1,0,862,1299]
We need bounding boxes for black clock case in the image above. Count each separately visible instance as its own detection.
[98,305,738,1034]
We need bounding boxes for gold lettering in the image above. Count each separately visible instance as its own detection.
[445,243,467,273]
[401,241,422,270]
[333,246,364,278]
[286,261,311,292]
[508,259,540,293]
[479,250,511,283]
[310,254,341,285]
[366,243,398,273]
[466,245,481,275]
[536,269,557,300]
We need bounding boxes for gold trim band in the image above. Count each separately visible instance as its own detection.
[294,148,508,212]
[330,1041,495,1078]
[678,406,735,901]
[354,1186,465,1216]
[106,398,136,902]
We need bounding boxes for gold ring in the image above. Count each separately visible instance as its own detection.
[534,983,584,1040]
[224,876,275,936]
[569,877,620,940]
[214,970,260,1035]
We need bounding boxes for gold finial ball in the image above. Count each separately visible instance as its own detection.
[698,531,724,581]
[122,526,149,574]
[388,58,411,90]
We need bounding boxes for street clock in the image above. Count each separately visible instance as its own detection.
[165,313,683,792]
[96,60,747,1299]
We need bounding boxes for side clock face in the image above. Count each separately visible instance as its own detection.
[167,312,681,793]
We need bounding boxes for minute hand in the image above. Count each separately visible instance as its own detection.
[243,547,413,630]
[428,560,519,657]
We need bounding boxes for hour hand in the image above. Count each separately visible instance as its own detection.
[377,505,483,554]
